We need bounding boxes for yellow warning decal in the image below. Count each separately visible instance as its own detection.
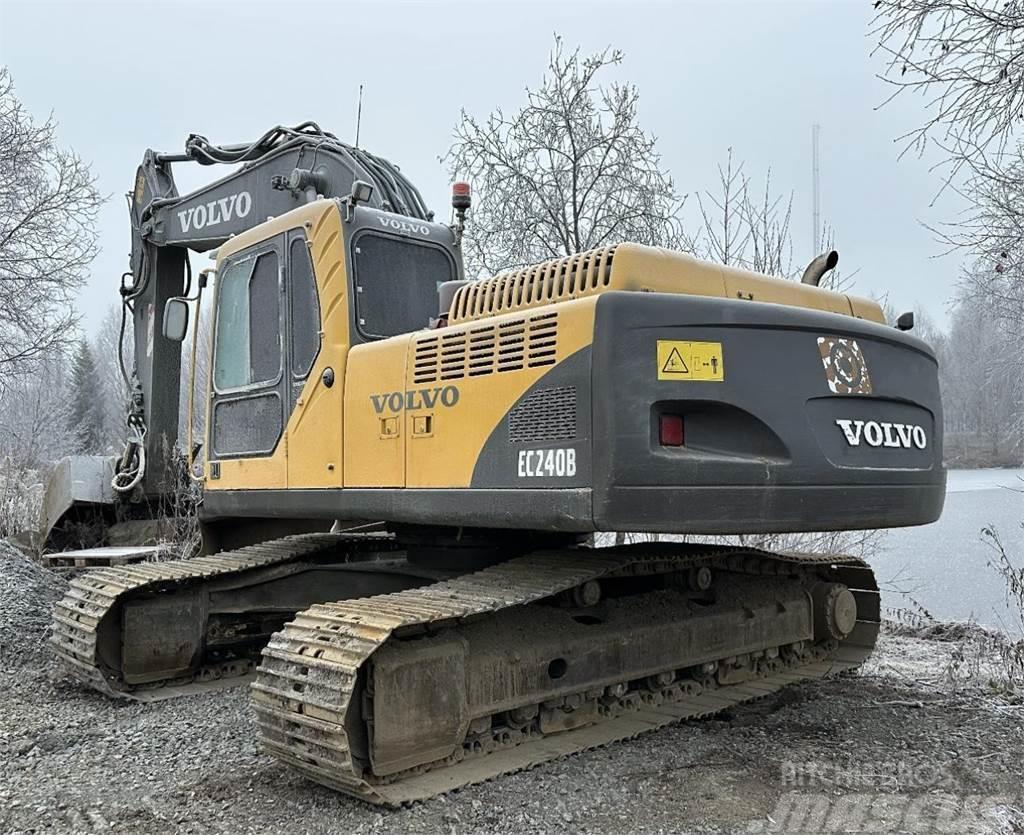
[656,340,724,381]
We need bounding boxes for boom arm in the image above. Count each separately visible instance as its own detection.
[119,122,432,498]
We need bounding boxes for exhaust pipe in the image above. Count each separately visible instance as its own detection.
[801,250,839,287]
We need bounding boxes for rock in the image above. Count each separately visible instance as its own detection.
[0,542,67,668]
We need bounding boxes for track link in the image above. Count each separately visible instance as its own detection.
[252,544,879,805]
[50,532,395,699]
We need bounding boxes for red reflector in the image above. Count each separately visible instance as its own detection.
[660,415,684,446]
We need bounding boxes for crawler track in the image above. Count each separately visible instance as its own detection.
[252,544,878,805]
[50,532,400,699]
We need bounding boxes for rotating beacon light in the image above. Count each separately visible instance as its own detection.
[452,181,471,246]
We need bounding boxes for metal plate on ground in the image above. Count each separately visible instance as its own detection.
[46,546,164,568]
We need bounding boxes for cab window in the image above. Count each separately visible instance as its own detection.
[352,233,455,338]
[289,236,320,378]
[214,249,281,390]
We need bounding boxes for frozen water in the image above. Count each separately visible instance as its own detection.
[876,468,1024,634]
[945,468,1024,494]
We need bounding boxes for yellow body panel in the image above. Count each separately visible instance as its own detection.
[285,204,349,489]
[403,298,597,488]
[209,453,288,491]
[344,338,409,487]
[450,242,885,325]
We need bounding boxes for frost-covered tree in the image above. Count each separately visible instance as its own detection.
[0,68,101,387]
[685,147,855,292]
[872,0,1024,181]
[67,338,103,454]
[445,36,684,277]
[0,349,75,470]
[685,148,795,278]
[91,304,133,452]
[942,280,1023,462]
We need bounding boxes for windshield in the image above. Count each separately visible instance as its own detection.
[352,232,455,338]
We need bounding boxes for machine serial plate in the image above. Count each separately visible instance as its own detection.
[656,340,724,381]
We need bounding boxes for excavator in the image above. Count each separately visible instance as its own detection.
[48,122,945,805]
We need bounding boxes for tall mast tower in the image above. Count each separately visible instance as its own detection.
[812,122,821,253]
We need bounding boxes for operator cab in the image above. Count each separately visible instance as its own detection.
[207,199,463,407]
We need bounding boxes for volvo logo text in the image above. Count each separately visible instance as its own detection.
[835,419,927,449]
[370,386,460,414]
[377,216,430,236]
[177,190,252,233]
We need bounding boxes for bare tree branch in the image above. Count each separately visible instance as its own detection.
[0,67,102,389]
[872,2,1024,459]
[444,36,685,276]
[871,0,1024,181]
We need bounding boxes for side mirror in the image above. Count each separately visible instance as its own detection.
[162,298,190,342]
[896,311,915,332]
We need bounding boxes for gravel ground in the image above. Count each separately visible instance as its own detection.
[1,542,1022,834]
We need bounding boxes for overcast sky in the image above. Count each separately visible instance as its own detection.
[1,0,966,334]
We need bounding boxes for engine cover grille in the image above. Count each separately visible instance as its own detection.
[413,312,558,384]
[449,246,616,324]
[508,386,577,443]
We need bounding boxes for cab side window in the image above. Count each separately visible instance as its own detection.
[214,250,281,390]
[289,236,320,378]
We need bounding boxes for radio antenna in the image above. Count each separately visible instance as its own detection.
[355,84,364,149]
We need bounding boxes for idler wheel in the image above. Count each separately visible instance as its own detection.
[811,583,858,640]
[571,580,602,608]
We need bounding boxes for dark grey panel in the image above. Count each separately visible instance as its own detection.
[471,347,593,489]
[599,483,945,533]
[132,247,186,495]
[154,144,431,251]
[158,148,347,249]
[199,479,944,535]
[590,292,946,532]
[201,487,594,532]
[806,397,933,470]
[650,400,789,461]
[508,386,577,443]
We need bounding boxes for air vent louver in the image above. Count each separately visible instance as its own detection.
[450,246,616,324]
[508,386,577,443]
[413,312,558,384]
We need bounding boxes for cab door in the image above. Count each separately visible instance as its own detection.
[206,237,288,490]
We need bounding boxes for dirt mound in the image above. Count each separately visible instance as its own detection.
[0,542,67,667]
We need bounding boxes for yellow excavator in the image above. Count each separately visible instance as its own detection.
[48,123,944,805]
